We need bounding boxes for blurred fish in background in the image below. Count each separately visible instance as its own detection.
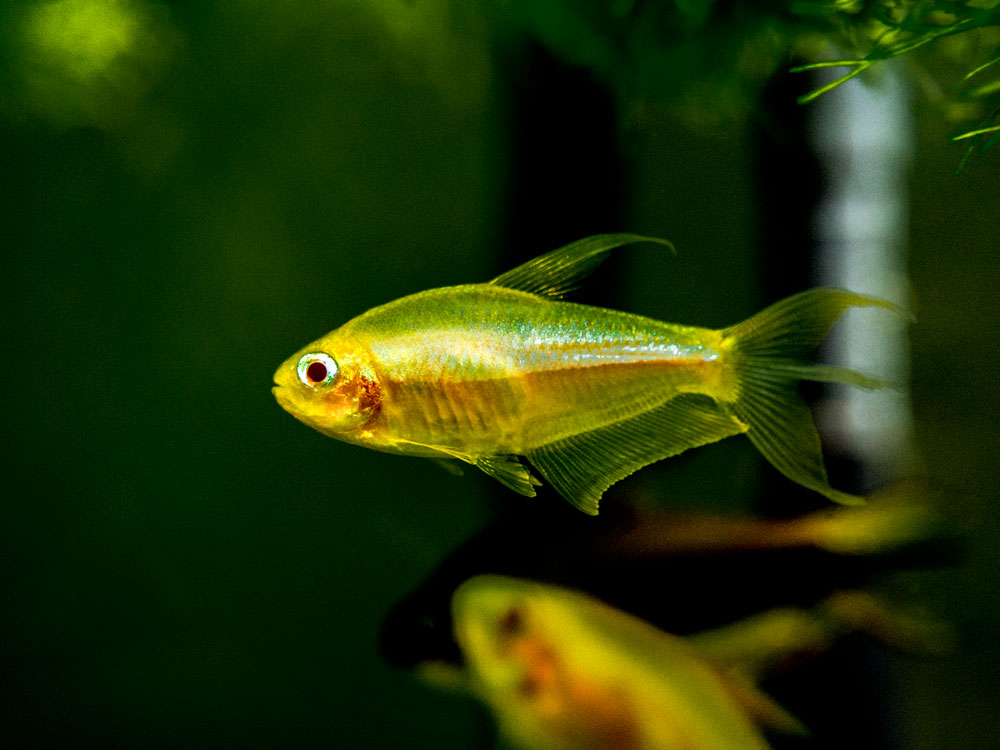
[384,489,956,748]
[436,575,947,750]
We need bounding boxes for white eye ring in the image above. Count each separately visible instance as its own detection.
[296,352,339,388]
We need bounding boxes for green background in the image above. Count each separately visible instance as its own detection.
[3,1,998,748]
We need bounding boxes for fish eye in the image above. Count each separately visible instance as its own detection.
[296,352,338,388]
[498,606,526,637]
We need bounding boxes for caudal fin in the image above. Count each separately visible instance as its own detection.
[721,289,909,505]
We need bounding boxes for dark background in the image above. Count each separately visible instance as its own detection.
[2,2,998,748]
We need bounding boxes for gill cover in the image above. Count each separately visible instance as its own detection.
[273,335,381,436]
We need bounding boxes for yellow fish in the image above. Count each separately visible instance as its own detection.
[447,575,935,750]
[273,234,902,513]
[448,575,800,750]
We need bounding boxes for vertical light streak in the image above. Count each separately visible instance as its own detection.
[810,60,915,485]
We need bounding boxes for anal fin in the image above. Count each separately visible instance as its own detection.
[527,394,748,515]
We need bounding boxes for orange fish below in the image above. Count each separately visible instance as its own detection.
[445,575,939,750]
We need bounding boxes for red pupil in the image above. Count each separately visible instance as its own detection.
[306,361,328,383]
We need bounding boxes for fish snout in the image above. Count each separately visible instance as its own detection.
[272,383,292,410]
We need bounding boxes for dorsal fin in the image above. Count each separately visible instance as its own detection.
[489,233,675,300]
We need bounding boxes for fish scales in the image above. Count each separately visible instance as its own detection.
[349,286,723,454]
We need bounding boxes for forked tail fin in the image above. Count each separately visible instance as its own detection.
[721,289,909,505]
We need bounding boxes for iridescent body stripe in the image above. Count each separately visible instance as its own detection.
[343,285,724,455]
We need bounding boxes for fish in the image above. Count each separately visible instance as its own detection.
[446,575,942,750]
[447,575,798,750]
[272,234,904,514]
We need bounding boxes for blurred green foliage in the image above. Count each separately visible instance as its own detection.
[5,0,177,128]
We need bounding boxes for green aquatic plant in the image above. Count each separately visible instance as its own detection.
[792,2,999,101]
[950,52,1000,167]
[491,0,1000,160]
[790,1,1000,165]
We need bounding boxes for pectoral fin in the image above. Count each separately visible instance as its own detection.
[394,438,540,497]
[433,459,465,477]
[527,395,748,515]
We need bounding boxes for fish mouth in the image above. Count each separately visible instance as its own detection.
[271,383,291,409]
